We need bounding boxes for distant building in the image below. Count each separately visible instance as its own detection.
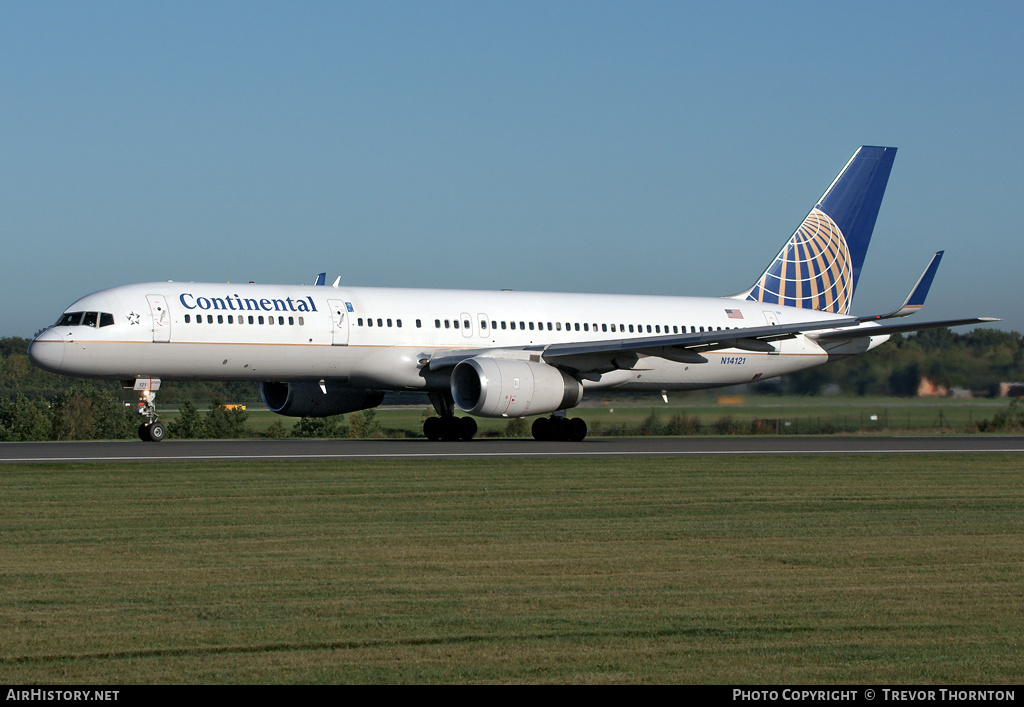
[999,382,1024,398]
[918,377,948,397]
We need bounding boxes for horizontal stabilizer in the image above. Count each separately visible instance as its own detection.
[811,317,1000,341]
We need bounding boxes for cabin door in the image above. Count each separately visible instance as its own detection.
[328,299,350,346]
[146,294,171,343]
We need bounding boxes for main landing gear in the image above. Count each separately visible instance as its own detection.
[531,415,588,442]
[423,392,477,441]
[422,394,589,442]
[129,379,166,442]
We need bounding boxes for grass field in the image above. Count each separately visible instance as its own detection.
[2,455,1022,684]
[178,394,1014,438]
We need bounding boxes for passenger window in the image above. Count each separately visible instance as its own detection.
[378,318,383,327]
[529,322,534,331]
[228,315,234,324]
[298,317,304,325]
[288,316,294,325]
[185,314,191,324]
[207,315,213,324]
[218,315,224,324]
[556,322,561,331]
[259,316,265,325]
[453,320,459,329]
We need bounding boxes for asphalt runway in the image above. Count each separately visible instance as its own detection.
[3,435,1024,463]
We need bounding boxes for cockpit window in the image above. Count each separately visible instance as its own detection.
[55,311,115,327]
[56,312,83,326]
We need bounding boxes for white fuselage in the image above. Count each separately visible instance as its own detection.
[28,281,884,394]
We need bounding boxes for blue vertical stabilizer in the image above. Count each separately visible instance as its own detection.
[740,146,897,314]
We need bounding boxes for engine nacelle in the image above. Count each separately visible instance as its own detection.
[261,381,385,417]
[451,357,583,418]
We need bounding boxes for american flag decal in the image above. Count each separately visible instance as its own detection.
[725,309,743,319]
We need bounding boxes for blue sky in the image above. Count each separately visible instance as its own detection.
[3,1,1021,336]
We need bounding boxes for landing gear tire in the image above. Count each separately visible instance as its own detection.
[138,422,166,442]
[458,416,477,441]
[532,416,587,442]
[424,416,442,441]
[423,416,477,441]
[567,417,587,442]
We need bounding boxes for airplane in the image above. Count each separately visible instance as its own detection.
[28,146,997,442]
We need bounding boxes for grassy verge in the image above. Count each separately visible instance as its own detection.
[2,455,1021,683]
[237,395,1011,437]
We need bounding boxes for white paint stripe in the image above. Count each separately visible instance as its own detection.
[5,448,1024,463]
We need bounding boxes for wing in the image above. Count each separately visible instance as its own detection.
[427,316,857,376]
[426,253,996,378]
[427,314,999,378]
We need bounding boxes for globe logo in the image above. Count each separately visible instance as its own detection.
[748,208,853,314]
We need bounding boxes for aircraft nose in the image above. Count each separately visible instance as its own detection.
[28,334,65,373]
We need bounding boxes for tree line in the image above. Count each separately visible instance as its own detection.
[764,327,1024,396]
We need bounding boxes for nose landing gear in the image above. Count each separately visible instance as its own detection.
[128,379,165,442]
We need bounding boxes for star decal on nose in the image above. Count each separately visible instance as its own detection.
[127,311,141,325]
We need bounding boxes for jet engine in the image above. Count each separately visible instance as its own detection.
[261,381,384,417]
[451,357,583,418]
